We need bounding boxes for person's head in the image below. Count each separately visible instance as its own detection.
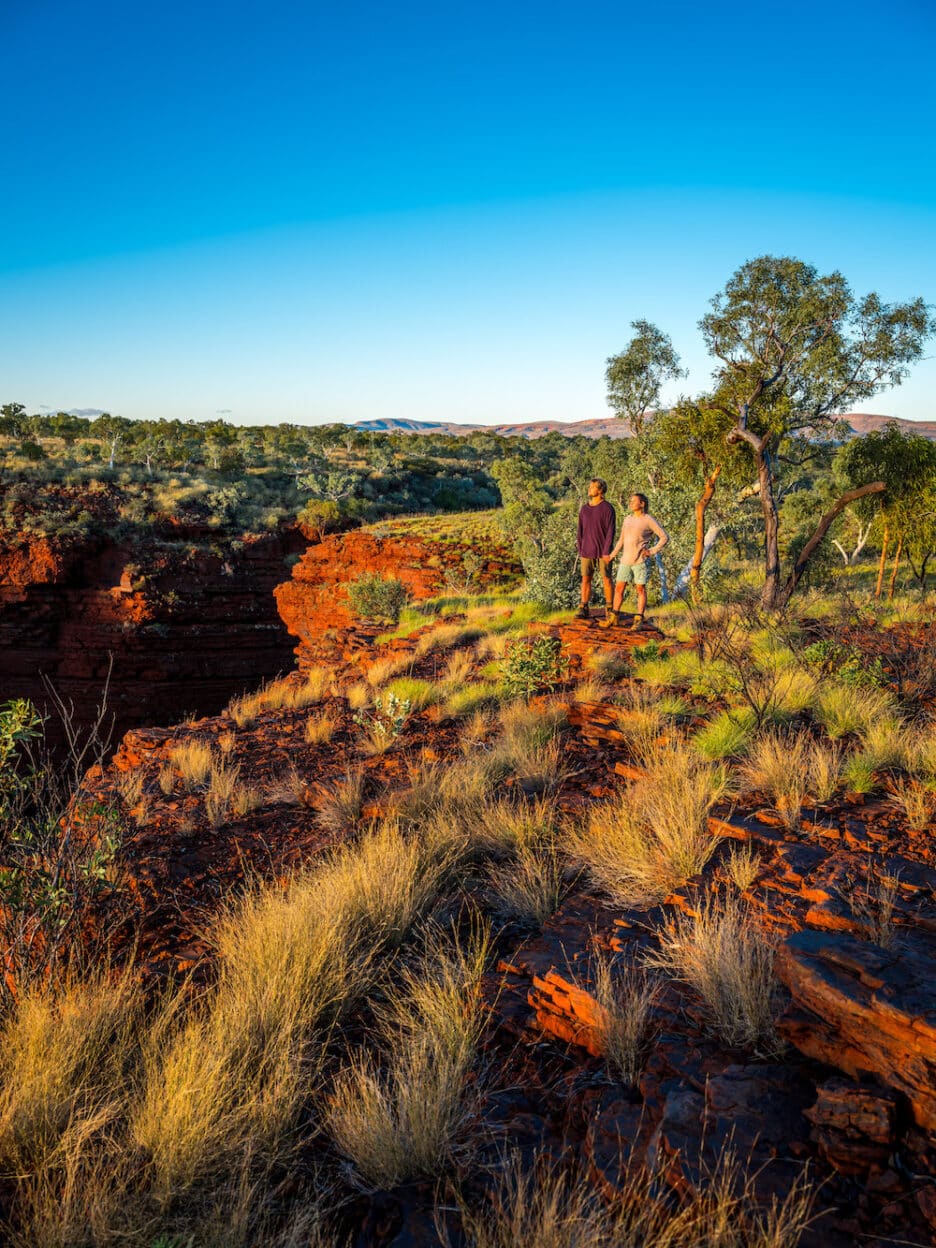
[629,492,649,514]
[588,478,607,500]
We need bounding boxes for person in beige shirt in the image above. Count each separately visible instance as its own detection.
[600,492,668,631]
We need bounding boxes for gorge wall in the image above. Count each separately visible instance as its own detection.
[0,526,307,747]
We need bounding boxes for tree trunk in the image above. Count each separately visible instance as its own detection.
[779,481,886,607]
[690,466,722,596]
[887,535,903,600]
[875,525,889,599]
[756,450,782,608]
[674,524,723,598]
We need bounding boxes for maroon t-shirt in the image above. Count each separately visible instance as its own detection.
[577,500,616,558]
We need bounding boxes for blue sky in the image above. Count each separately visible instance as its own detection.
[2,0,935,426]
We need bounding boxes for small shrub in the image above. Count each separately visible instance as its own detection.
[346,573,407,624]
[354,690,411,754]
[501,634,569,698]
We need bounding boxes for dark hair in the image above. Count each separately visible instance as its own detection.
[590,478,607,495]
[632,492,649,512]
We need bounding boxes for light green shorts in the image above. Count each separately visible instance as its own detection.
[616,558,649,586]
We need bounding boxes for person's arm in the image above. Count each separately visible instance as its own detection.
[644,516,669,557]
[576,508,584,557]
[600,505,615,558]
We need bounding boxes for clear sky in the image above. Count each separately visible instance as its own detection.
[2,0,935,427]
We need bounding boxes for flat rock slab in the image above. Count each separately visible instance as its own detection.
[777,927,936,1130]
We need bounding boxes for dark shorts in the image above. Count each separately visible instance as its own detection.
[580,556,611,578]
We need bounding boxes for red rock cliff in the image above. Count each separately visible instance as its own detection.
[0,527,306,746]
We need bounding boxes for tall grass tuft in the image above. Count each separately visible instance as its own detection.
[647,892,781,1054]
[569,745,727,904]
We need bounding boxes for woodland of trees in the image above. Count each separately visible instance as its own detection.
[2,256,934,605]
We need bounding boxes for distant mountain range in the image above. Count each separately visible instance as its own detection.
[354,414,936,441]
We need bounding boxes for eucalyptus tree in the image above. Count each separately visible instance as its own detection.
[605,320,685,433]
[700,255,934,607]
[836,424,936,594]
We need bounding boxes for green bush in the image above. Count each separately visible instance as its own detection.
[519,506,578,611]
[501,635,569,698]
[346,573,408,624]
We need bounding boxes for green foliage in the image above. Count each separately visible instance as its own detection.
[346,573,408,624]
[0,698,42,811]
[605,320,685,432]
[353,691,411,748]
[501,634,569,698]
[802,639,888,688]
[517,504,578,611]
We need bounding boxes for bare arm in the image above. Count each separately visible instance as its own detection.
[642,516,669,558]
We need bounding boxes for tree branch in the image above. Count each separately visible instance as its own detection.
[781,481,886,604]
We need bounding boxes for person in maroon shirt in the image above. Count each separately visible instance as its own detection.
[575,478,616,620]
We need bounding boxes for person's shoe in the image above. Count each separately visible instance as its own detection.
[599,610,619,629]
[630,614,646,632]
[573,604,590,620]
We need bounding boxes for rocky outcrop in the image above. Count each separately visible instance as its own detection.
[777,927,936,1130]
[274,527,521,672]
[0,527,305,746]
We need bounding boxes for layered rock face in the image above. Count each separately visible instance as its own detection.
[0,527,305,746]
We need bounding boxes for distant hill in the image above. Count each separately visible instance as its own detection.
[354,414,936,441]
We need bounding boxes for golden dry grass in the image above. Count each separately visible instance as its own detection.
[315,768,365,833]
[169,740,214,789]
[346,681,370,711]
[647,892,781,1054]
[590,953,661,1086]
[569,746,727,904]
[157,764,175,796]
[365,654,413,687]
[304,709,338,746]
[205,763,240,827]
[724,843,761,892]
[113,767,143,809]
[891,778,936,830]
[740,732,809,831]
[325,929,487,1188]
[446,1148,815,1248]
[486,843,566,925]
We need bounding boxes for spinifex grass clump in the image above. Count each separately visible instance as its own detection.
[647,892,782,1054]
[570,744,727,904]
[326,928,489,1188]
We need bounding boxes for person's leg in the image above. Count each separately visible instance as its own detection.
[600,579,626,627]
[631,581,648,629]
[576,558,593,617]
[600,560,614,615]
